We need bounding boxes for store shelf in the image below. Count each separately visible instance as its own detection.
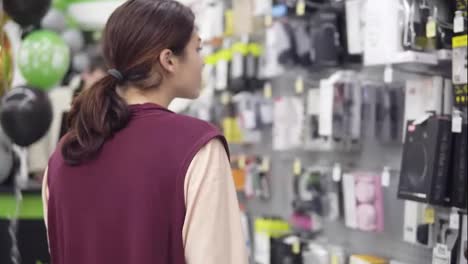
[436,49,452,61]
[391,51,438,65]
[366,50,452,68]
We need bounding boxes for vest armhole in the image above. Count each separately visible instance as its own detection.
[176,131,228,183]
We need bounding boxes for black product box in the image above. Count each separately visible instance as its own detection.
[450,122,468,209]
[398,116,453,205]
[270,236,303,264]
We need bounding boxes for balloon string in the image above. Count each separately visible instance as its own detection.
[9,146,27,264]
[1,10,7,95]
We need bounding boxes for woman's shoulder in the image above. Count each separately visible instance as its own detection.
[170,113,221,134]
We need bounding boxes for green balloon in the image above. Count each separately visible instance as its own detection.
[52,0,70,11]
[18,30,71,91]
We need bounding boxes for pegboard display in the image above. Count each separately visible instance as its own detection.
[232,70,442,264]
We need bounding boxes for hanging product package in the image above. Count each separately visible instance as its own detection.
[258,21,290,79]
[273,96,305,151]
[398,115,453,206]
[310,12,341,67]
[374,85,405,143]
[342,172,385,232]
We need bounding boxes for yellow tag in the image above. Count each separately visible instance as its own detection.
[295,76,304,94]
[204,54,218,65]
[293,159,302,176]
[218,49,232,61]
[426,20,436,38]
[296,0,306,16]
[453,34,468,48]
[264,15,273,27]
[224,10,234,36]
[292,241,300,254]
[248,43,263,57]
[232,42,249,55]
[264,83,273,99]
[221,92,231,105]
[261,157,270,172]
[424,207,435,224]
[238,155,246,169]
[331,255,339,264]
[223,118,243,144]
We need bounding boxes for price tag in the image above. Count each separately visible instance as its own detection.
[292,240,300,254]
[295,76,304,94]
[264,14,273,27]
[381,166,391,187]
[454,15,464,33]
[432,243,451,264]
[238,155,246,169]
[449,211,460,230]
[224,10,234,36]
[452,113,462,133]
[293,158,302,176]
[426,19,436,38]
[424,207,436,224]
[296,0,306,16]
[264,82,273,99]
[332,163,342,182]
[384,65,393,83]
[331,255,339,264]
[221,92,231,105]
[261,157,270,172]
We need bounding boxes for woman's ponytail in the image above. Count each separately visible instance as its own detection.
[61,75,130,165]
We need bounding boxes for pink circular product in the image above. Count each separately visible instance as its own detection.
[355,181,376,203]
[357,204,377,231]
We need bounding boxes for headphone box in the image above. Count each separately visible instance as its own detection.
[398,115,453,205]
[450,122,468,210]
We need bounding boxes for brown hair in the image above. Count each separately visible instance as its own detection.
[62,0,195,165]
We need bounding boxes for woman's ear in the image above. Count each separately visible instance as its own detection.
[159,49,176,73]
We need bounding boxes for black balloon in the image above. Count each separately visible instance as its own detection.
[3,0,51,27]
[0,86,53,147]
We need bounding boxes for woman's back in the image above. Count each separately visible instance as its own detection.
[47,104,227,264]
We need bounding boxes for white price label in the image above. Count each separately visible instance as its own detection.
[454,16,465,33]
[432,244,451,264]
[381,167,391,187]
[449,212,460,230]
[384,65,393,83]
[452,115,462,133]
[332,163,342,182]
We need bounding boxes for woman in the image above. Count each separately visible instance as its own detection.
[42,0,248,263]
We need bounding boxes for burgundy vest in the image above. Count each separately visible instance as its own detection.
[47,103,228,264]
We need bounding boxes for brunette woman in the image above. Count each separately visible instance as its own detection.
[42,0,248,263]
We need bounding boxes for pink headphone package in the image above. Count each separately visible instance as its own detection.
[342,172,384,232]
